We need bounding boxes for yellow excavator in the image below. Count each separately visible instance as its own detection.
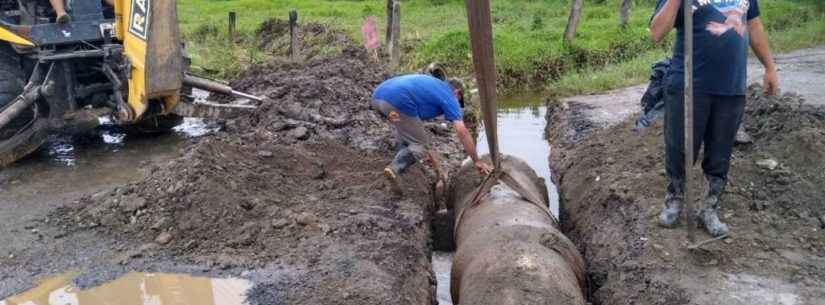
[0,0,259,167]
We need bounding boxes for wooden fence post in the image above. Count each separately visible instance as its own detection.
[228,11,237,43]
[388,2,401,68]
[386,0,395,44]
[289,10,301,61]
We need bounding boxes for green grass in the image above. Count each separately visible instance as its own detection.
[550,49,669,97]
[545,0,825,97]
[177,0,825,95]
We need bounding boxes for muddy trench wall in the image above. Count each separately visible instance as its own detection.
[546,88,825,305]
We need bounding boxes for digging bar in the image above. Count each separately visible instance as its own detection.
[683,0,697,243]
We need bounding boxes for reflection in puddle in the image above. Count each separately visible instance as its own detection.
[433,252,454,305]
[101,131,126,145]
[46,138,77,167]
[1,273,252,305]
[174,118,221,138]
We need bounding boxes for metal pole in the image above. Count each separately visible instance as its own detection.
[464,0,500,168]
[683,0,696,243]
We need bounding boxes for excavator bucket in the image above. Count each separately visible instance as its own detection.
[118,0,184,121]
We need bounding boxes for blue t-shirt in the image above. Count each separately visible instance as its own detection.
[372,74,463,121]
[654,0,760,96]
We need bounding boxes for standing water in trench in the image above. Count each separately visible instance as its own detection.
[434,94,554,305]
[475,95,557,215]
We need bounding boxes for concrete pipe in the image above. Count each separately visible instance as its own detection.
[447,155,586,305]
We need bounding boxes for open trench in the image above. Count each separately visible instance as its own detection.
[1,93,566,305]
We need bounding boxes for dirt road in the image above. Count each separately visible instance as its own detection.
[548,46,825,305]
[560,45,825,129]
[748,46,825,105]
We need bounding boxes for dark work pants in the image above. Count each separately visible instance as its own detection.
[664,88,746,195]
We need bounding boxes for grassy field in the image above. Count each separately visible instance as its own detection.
[178,0,825,96]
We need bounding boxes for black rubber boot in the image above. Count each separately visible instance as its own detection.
[698,176,730,237]
[56,13,71,24]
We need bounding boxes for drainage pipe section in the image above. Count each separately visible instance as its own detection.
[447,155,587,305]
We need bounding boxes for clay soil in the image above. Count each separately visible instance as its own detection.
[48,22,465,305]
[548,86,825,305]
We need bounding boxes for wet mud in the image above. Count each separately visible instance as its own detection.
[254,18,350,61]
[547,86,825,305]
[13,45,468,304]
[0,122,222,298]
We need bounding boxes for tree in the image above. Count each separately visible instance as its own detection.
[563,0,584,44]
[620,0,632,29]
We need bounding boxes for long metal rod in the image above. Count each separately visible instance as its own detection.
[0,88,39,130]
[464,0,500,168]
[183,75,263,102]
[684,0,696,243]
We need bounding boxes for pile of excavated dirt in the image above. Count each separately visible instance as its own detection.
[547,86,825,305]
[53,43,465,303]
[254,18,349,60]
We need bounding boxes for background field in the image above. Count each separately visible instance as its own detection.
[178,0,825,95]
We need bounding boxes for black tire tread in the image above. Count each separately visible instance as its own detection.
[0,43,23,79]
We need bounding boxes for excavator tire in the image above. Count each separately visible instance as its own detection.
[0,44,49,168]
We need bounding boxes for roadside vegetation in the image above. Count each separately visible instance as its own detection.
[179,0,825,96]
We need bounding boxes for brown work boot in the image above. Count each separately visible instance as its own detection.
[383,167,403,196]
[56,13,71,24]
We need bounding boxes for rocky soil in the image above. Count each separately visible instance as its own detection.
[22,23,465,304]
[548,86,825,305]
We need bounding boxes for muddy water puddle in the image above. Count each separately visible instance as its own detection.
[1,273,251,305]
[0,118,215,198]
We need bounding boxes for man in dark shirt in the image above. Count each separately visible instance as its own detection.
[371,74,493,195]
[650,0,779,237]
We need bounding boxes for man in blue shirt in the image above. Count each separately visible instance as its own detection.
[371,74,493,195]
[650,0,779,237]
